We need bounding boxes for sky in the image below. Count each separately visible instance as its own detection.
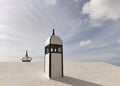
[0,0,120,62]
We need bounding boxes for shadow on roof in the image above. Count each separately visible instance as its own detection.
[53,76,104,86]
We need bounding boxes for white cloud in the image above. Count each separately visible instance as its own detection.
[117,40,120,44]
[100,43,108,48]
[79,40,92,47]
[82,0,120,20]
[45,0,57,5]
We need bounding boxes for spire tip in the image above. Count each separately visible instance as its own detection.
[53,29,55,35]
[25,50,29,57]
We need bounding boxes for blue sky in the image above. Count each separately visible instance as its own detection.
[0,0,120,62]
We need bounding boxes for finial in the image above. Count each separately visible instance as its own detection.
[25,50,29,57]
[52,29,55,35]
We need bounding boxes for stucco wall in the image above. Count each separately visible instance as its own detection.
[45,54,49,78]
[51,53,62,78]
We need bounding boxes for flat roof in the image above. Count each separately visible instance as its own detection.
[0,62,119,86]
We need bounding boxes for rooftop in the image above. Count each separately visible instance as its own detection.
[0,62,119,86]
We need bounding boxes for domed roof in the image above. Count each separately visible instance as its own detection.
[45,29,62,46]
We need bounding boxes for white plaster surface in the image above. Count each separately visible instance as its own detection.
[45,35,62,46]
[51,54,62,78]
[45,54,49,78]
[22,57,32,60]
[0,62,120,86]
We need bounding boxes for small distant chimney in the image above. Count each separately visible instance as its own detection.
[22,50,32,62]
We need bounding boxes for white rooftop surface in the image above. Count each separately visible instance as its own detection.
[0,62,120,86]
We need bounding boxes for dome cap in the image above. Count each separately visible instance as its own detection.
[22,50,32,61]
[45,29,62,46]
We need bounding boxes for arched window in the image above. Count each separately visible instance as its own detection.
[58,47,62,53]
[45,44,62,54]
